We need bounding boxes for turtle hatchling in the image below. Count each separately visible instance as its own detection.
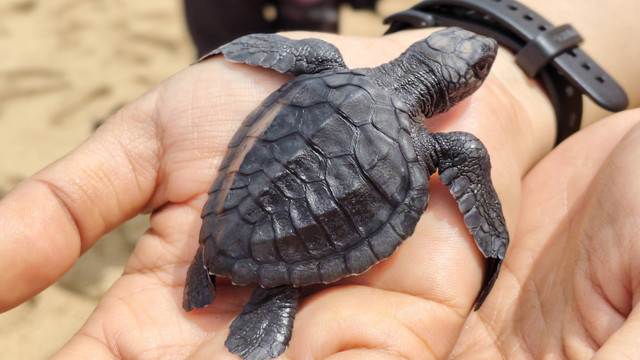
[183,27,508,360]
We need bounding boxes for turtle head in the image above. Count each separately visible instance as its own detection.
[399,27,498,117]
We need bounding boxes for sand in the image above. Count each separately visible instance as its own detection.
[0,0,414,358]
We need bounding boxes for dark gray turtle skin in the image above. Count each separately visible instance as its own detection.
[183,27,508,360]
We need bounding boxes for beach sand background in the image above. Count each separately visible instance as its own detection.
[0,0,414,358]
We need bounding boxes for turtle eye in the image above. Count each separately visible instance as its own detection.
[473,58,492,78]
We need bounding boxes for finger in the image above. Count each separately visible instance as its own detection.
[0,91,162,312]
[187,286,457,360]
[567,114,640,356]
[287,286,459,360]
[507,110,640,293]
[52,193,257,359]
[451,110,640,358]
[324,349,410,360]
[52,273,205,360]
[593,305,640,360]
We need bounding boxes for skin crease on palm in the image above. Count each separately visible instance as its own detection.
[0,24,639,360]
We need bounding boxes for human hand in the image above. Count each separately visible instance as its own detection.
[450,109,640,359]
[0,28,620,359]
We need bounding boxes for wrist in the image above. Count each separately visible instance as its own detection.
[511,0,640,123]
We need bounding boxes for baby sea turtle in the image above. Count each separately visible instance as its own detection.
[184,27,508,360]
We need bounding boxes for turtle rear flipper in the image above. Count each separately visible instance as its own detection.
[430,131,509,310]
[183,246,216,311]
[226,286,301,360]
[199,33,348,75]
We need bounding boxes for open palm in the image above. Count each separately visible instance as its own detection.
[1,30,637,359]
[451,111,640,360]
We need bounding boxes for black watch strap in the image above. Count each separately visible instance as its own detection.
[384,0,629,144]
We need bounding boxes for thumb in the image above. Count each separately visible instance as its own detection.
[0,92,161,312]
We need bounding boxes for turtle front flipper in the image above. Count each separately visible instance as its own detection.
[430,131,509,310]
[199,33,348,75]
[226,285,301,360]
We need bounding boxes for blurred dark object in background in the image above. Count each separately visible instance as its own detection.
[184,0,377,57]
